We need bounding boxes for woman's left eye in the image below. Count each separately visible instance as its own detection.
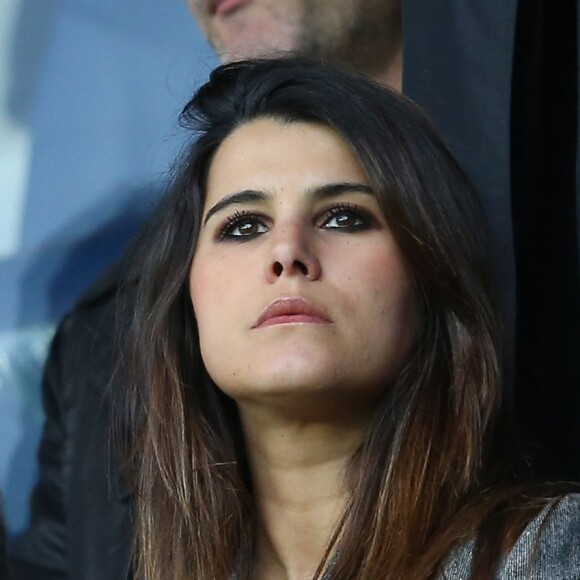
[321,205,370,231]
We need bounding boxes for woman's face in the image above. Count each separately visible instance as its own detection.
[190,118,418,414]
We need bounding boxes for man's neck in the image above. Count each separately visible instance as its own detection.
[374,44,403,92]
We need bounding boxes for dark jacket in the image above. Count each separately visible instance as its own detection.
[404,0,580,479]
[1,494,9,580]
[8,272,133,580]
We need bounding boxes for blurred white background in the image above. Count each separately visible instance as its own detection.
[0,0,216,538]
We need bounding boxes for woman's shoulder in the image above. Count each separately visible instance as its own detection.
[500,493,580,578]
[442,493,580,579]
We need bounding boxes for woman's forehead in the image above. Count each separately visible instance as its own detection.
[204,118,371,206]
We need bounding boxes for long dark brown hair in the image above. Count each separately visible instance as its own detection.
[117,57,565,579]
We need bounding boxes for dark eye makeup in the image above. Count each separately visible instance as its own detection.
[215,202,376,241]
[319,202,374,231]
[217,210,269,241]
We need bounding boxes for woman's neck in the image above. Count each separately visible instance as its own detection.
[238,403,368,580]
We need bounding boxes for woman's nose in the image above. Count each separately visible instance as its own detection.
[264,222,322,283]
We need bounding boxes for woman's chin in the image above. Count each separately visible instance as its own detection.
[227,364,336,399]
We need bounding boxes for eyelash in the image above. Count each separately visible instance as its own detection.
[217,210,267,241]
[321,203,372,230]
[216,203,373,241]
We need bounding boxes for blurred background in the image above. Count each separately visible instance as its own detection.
[0,0,216,539]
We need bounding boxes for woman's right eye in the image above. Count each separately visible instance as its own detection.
[217,212,269,241]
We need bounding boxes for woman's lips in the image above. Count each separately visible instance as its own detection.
[253,298,332,328]
[211,0,250,16]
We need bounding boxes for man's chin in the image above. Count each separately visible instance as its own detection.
[214,42,290,62]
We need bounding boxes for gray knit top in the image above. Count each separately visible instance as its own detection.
[441,494,580,579]
[233,494,580,579]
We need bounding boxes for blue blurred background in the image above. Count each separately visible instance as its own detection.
[0,0,216,539]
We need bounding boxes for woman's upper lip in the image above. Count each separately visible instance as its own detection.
[253,298,332,328]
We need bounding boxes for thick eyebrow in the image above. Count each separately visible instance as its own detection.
[203,190,272,226]
[305,182,374,199]
[202,182,374,226]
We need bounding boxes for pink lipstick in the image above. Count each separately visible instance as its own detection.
[253,298,331,328]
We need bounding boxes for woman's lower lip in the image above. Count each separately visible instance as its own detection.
[257,315,330,328]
